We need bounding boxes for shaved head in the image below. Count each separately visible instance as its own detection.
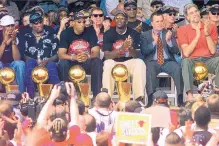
[84,114,96,132]
[96,92,111,108]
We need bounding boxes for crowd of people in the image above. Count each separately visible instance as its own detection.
[0,0,219,145]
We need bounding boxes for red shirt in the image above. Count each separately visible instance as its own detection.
[177,23,218,59]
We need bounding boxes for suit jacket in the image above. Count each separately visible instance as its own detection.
[140,29,180,63]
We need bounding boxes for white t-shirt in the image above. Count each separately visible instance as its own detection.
[105,0,119,19]
[88,108,117,133]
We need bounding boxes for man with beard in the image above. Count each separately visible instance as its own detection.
[177,4,219,100]
[58,10,103,99]
[124,0,151,33]
[102,11,146,104]
[20,12,60,98]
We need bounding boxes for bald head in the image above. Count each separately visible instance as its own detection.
[84,114,96,132]
[96,92,111,108]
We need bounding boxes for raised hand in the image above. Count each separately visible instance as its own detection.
[152,31,159,45]
[65,82,77,99]
[166,30,172,42]
[49,85,61,101]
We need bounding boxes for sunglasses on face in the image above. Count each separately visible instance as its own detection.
[126,6,137,11]
[76,20,86,24]
[92,14,104,18]
[33,20,43,25]
[168,13,176,16]
[115,17,126,20]
[154,5,162,9]
[211,12,219,15]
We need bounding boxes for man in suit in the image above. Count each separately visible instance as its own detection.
[140,11,184,107]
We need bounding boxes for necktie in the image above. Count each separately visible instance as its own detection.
[157,35,164,65]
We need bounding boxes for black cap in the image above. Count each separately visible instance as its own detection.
[5,90,22,106]
[58,6,69,14]
[162,6,178,14]
[210,4,219,13]
[29,12,42,24]
[115,10,128,18]
[50,118,68,142]
[124,0,137,8]
[153,90,168,102]
[200,7,209,16]
[72,10,85,20]
[151,0,164,7]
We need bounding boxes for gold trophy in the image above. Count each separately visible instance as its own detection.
[193,62,208,81]
[32,66,53,98]
[68,65,90,107]
[111,64,131,102]
[0,67,18,92]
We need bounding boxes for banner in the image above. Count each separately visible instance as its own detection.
[115,112,152,145]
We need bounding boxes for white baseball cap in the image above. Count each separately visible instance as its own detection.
[0,15,15,26]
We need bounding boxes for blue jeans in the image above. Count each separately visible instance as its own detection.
[25,59,60,98]
[0,61,26,92]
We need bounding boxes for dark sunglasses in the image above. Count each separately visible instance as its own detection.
[154,5,162,9]
[5,24,15,27]
[126,7,137,11]
[33,20,43,25]
[92,14,104,17]
[76,20,86,24]
[211,12,219,15]
[168,13,176,16]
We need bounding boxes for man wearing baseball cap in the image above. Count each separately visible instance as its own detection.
[209,4,219,35]
[19,12,60,98]
[0,15,25,93]
[124,0,151,33]
[144,0,165,25]
[102,10,147,104]
[58,10,103,99]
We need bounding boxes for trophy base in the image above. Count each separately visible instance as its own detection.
[6,85,19,92]
[79,83,90,107]
[39,84,53,98]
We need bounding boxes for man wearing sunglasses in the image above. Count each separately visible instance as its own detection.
[20,12,60,98]
[90,7,105,50]
[102,11,146,105]
[124,0,151,33]
[177,4,219,101]
[144,0,164,25]
[58,11,103,99]
[0,15,25,93]
[209,4,219,52]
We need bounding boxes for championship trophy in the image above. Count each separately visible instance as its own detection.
[0,67,18,92]
[68,65,90,107]
[193,62,215,98]
[111,64,131,102]
[32,66,53,98]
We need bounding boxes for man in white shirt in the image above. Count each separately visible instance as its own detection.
[88,92,117,133]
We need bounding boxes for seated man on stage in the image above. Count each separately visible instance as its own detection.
[58,11,103,98]
[19,12,60,97]
[140,11,184,107]
[0,15,25,93]
[102,11,146,103]
[178,4,219,100]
